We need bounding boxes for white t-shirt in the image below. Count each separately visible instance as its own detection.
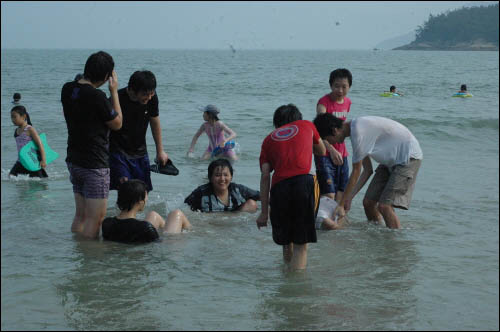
[350,116,423,167]
[316,196,338,229]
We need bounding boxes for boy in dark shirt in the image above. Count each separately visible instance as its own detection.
[61,51,122,239]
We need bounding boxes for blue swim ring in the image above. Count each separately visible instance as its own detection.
[452,92,473,98]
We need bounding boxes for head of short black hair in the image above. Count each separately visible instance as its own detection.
[11,105,32,126]
[116,179,147,212]
[461,84,467,91]
[208,158,233,181]
[74,73,83,81]
[128,70,157,93]
[83,51,114,84]
[313,113,344,138]
[13,92,21,101]
[272,104,302,128]
[390,85,396,92]
[329,68,352,87]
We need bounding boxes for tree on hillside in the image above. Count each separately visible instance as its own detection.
[414,4,499,46]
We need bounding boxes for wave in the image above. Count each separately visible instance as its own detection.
[394,117,499,131]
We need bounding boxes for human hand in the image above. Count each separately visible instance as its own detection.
[344,199,352,212]
[256,213,268,229]
[333,205,346,221]
[108,70,118,93]
[156,151,169,166]
[40,160,47,169]
[329,148,343,166]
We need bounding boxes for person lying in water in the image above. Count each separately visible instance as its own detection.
[102,179,192,243]
[184,158,260,213]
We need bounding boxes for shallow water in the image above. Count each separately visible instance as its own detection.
[1,49,499,330]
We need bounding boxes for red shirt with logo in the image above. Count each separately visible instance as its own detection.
[260,120,321,187]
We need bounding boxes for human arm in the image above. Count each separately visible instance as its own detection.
[187,124,205,155]
[219,121,237,148]
[316,103,327,115]
[105,70,122,131]
[27,127,47,169]
[324,140,343,165]
[150,116,169,166]
[313,137,327,156]
[334,156,373,217]
[256,162,271,229]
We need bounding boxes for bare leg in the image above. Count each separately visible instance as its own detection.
[145,211,166,230]
[81,198,108,239]
[283,244,293,263]
[161,209,192,234]
[201,151,212,160]
[378,203,401,229]
[71,193,86,233]
[238,199,258,213]
[363,197,383,224]
[290,243,308,270]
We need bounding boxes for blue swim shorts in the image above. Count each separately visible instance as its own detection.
[109,152,153,192]
[314,156,349,195]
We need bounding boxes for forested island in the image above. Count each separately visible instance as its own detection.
[395,4,499,51]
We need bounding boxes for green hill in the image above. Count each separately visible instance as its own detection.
[395,4,499,51]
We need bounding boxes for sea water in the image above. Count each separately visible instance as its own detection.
[1,49,498,330]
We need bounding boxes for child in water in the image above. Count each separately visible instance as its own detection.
[187,104,238,161]
[9,105,48,178]
[102,179,192,243]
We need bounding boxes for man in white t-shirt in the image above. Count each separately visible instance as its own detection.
[313,114,423,229]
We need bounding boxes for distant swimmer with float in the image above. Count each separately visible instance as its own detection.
[380,85,403,97]
[9,105,58,178]
[12,92,22,104]
[453,84,472,97]
[187,104,238,161]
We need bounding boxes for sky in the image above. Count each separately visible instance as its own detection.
[1,1,496,50]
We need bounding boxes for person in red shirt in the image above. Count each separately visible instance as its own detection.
[256,104,326,270]
[316,68,352,203]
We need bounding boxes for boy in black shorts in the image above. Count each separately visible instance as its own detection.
[257,104,326,270]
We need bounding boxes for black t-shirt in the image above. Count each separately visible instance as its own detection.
[184,182,260,212]
[61,82,118,168]
[101,217,159,243]
[109,88,159,158]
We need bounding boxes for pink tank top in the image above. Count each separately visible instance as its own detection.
[204,122,225,150]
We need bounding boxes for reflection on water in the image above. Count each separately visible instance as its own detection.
[55,240,164,330]
[257,229,419,330]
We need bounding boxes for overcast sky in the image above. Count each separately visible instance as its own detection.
[1,1,495,50]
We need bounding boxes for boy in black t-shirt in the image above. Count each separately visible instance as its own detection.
[61,51,123,239]
[109,70,169,192]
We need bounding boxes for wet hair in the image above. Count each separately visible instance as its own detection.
[83,51,114,83]
[208,158,233,180]
[74,73,83,81]
[329,68,353,87]
[128,70,157,93]
[205,111,219,122]
[116,179,147,211]
[313,113,344,138]
[11,105,32,126]
[460,84,467,91]
[390,85,396,92]
[273,104,302,128]
[13,92,21,101]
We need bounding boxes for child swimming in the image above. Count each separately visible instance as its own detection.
[9,105,48,178]
[187,104,238,161]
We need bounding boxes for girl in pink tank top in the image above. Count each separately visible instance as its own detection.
[9,105,48,178]
[187,105,238,161]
